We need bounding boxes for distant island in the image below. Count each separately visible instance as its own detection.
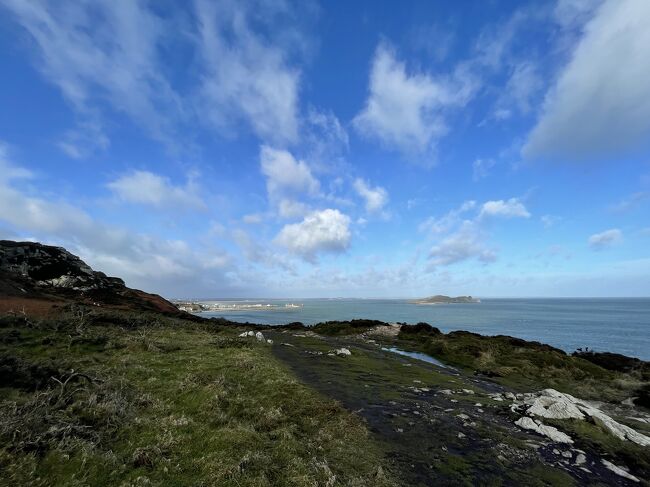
[411,295,480,304]
[2,240,649,485]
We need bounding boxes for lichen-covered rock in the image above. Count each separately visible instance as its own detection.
[511,388,650,447]
[515,416,573,444]
[0,240,124,291]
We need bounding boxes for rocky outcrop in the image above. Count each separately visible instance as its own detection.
[514,416,573,444]
[510,388,650,447]
[0,240,125,292]
[0,240,181,316]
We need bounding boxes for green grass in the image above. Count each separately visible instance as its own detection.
[395,329,647,403]
[0,312,397,486]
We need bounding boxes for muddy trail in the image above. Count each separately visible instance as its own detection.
[268,330,640,486]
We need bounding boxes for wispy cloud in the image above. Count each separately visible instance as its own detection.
[524,0,650,160]
[195,0,304,144]
[479,198,531,219]
[353,42,476,161]
[588,228,623,250]
[107,170,205,210]
[2,0,184,155]
[353,178,389,214]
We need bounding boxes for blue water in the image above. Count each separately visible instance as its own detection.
[381,347,454,369]
[201,298,650,360]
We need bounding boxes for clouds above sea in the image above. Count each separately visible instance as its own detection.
[0,0,649,297]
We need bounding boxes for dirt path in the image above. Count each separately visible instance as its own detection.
[269,330,638,486]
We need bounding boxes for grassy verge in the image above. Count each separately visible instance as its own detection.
[395,326,648,403]
[0,311,396,486]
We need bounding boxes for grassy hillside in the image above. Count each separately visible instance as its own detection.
[0,309,396,486]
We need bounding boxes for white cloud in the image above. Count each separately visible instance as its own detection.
[472,158,496,181]
[232,228,294,272]
[2,0,181,155]
[428,222,496,268]
[588,228,623,250]
[610,191,650,213]
[524,0,650,160]
[553,0,603,30]
[242,213,263,225]
[493,62,542,120]
[195,0,301,144]
[0,143,33,182]
[260,146,319,199]
[541,215,561,228]
[354,43,476,158]
[107,170,205,210]
[419,200,476,235]
[275,209,351,261]
[0,164,231,296]
[479,198,530,218]
[277,199,311,219]
[353,178,389,213]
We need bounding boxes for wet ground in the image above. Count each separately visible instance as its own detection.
[269,330,641,486]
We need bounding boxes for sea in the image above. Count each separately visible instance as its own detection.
[199,298,650,360]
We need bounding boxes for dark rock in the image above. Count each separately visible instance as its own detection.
[0,240,185,316]
[399,322,442,336]
[572,350,648,373]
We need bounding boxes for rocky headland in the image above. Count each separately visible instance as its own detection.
[1,240,648,486]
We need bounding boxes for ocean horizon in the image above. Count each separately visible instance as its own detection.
[195,297,650,361]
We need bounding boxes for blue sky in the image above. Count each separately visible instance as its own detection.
[0,0,649,298]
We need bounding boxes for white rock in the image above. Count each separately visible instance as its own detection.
[601,459,640,483]
[238,331,249,337]
[247,331,255,337]
[440,389,453,395]
[574,453,586,466]
[334,348,352,356]
[515,416,573,444]
[255,331,265,342]
[515,389,650,447]
[267,339,273,344]
[462,389,475,395]
[457,414,470,420]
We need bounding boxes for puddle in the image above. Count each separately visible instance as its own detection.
[381,347,455,370]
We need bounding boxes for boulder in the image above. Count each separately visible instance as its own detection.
[515,417,573,444]
[255,332,265,342]
[601,459,640,483]
[511,389,650,447]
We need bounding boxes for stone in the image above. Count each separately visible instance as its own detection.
[601,459,640,483]
[247,331,255,337]
[335,348,352,356]
[574,454,586,466]
[267,339,273,344]
[515,417,573,444]
[513,389,650,447]
[238,331,249,337]
[255,331,265,342]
